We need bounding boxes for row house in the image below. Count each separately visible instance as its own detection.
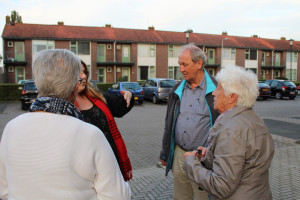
[2,18,300,83]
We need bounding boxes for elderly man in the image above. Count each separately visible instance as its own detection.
[184,65,274,200]
[160,44,219,200]
[0,49,131,200]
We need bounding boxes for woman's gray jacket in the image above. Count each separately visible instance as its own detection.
[184,106,274,200]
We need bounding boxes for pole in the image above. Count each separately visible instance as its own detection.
[290,46,292,80]
[221,38,228,68]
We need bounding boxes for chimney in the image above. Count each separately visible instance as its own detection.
[105,24,111,28]
[6,15,10,24]
[148,26,155,30]
[280,37,286,40]
[57,21,64,25]
[222,31,227,36]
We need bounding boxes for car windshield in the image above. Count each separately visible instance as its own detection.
[25,82,37,90]
[283,82,296,87]
[160,80,176,88]
[122,83,141,90]
[259,83,269,87]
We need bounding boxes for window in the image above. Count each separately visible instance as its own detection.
[15,42,25,61]
[150,45,156,57]
[208,69,214,76]
[70,41,90,55]
[208,49,215,64]
[245,49,257,60]
[223,48,236,60]
[262,52,265,66]
[286,69,297,81]
[275,53,280,66]
[261,70,265,79]
[139,66,156,80]
[246,68,257,74]
[98,67,106,83]
[33,40,54,55]
[122,45,130,62]
[231,49,236,60]
[293,52,298,62]
[275,70,280,78]
[169,45,174,57]
[168,66,183,80]
[97,44,106,62]
[15,67,25,83]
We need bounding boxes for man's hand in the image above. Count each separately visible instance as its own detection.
[184,150,197,159]
[121,90,132,108]
[160,160,167,166]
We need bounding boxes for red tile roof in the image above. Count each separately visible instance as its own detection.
[2,23,300,51]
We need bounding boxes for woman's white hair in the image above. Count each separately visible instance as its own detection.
[32,49,81,99]
[216,65,259,108]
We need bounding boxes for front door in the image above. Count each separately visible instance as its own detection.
[122,67,130,82]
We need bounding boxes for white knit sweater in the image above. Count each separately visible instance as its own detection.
[0,112,131,200]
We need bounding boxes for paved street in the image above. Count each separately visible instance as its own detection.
[0,97,300,200]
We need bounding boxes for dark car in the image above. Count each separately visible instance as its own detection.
[267,80,297,99]
[107,82,144,104]
[141,78,177,104]
[19,81,38,110]
[258,82,271,100]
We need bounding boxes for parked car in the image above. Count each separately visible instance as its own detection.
[267,80,297,99]
[17,79,33,84]
[258,82,271,100]
[296,85,300,95]
[107,82,144,104]
[89,80,101,88]
[19,81,38,110]
[141,78,177,104]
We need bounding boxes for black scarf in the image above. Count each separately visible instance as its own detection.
[29,97,83,121]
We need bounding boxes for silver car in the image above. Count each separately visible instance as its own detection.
[141,78,177,104]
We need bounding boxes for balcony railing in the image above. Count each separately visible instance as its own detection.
[4,57,27,65]
[96,55,136,66]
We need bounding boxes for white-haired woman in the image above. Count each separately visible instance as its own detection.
[184,65,274,200]
[0,49,131,200]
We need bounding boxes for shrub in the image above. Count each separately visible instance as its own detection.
[96,83,113,93]
[0,84,22,101]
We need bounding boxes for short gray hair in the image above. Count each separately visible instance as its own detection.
[32,49,81,99]
[181,44,207,66]
[215,65,258,108]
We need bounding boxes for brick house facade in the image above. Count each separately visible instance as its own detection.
[2,20,300,83]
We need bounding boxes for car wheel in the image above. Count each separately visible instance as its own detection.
[21,102,26,110]
[275,92,282,100]
[138,100,144,104]
[263,97,268,100]
[152,95,158,104]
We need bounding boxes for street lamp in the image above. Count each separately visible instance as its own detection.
[289,39,294,80]
[185,32,189,44]
[221,37,228,67]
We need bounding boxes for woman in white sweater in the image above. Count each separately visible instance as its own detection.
[0,49,131,200]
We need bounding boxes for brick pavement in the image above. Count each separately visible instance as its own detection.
[115,98,300,200]
[1,98,300,200]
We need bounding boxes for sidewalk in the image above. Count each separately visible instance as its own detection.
[128,134,300,200]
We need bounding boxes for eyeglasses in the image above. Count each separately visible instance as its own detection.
[78,78,83,84]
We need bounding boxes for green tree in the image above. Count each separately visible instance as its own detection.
[11,10,22,23]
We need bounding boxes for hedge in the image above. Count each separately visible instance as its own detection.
[0,84,22,101]
[0,83,115,102]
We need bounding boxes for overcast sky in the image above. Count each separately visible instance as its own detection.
[1,0,300,62]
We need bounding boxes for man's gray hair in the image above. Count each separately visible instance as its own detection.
[181,44,207,66]
[32,49,81,99]
[216,65,259,108]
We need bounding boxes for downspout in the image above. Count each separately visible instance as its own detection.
[272,50,274,79]
[2,38,5,83]
[114,41,116,82]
